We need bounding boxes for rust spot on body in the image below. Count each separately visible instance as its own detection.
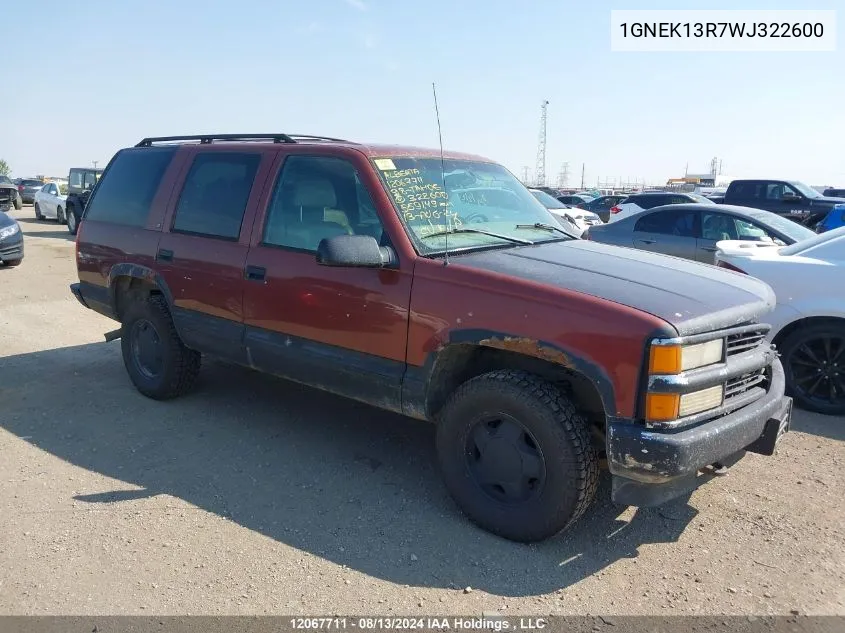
[479,336,572,367]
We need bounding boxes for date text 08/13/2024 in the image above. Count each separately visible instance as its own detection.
[290,617,549,631]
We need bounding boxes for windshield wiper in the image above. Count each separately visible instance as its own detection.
[515,222,576,238]
[420,228,534,245]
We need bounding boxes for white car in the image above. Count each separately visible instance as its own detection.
[33,181,69,223]
[714,226,845,416]
[527,188,602,236]
[609,191,715,223]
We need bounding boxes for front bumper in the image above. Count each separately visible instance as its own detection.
[607,357,791,506]
[0,234,24,263]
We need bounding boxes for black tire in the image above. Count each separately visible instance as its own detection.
[13,194,22,211]
[435,369,599,542]
[780,321,845,416]
[120,295,201,400]
[4,259,22,267]
[66,206,78,235]
[34,203,43,220]
[56,206,65,224]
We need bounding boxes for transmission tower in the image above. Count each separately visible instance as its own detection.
[557,162,569,188]
[535,100,549,187]
[521,166,531,184]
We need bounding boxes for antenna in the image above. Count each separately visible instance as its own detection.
[432,82,449,266]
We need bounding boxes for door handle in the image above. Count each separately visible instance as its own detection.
[244,265,266,281]
[702,246,718,252]
[636,239,656,245]
[157,248,173,262]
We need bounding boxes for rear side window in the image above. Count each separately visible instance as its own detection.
[172,152,261,240]
[635,209,698,237]
[84,148,176,227]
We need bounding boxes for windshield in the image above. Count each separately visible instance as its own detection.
[747,210,816,243]
[21,179,43,186]
[778,226,844,256]
[790,181,823,199]
[58,182,68,195]
[0,176,11,185]
[530,189,567,209]
[373,157,569,254]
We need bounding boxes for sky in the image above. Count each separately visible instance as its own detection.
[2,0,843,187]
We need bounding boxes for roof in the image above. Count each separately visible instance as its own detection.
[644,203,777,218]
[131,134,493,163]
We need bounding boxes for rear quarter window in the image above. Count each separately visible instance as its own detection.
[84,147,177,227]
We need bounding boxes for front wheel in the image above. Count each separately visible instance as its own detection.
[781,322,845,416]
[56,206,65,224]
[120,295,201,400]
[436,370,599,542]
[13,194,22,210]
[3,259,22,267]
[34,203,43,220]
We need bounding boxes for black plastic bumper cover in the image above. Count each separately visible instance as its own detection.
[608,358,790,506]
[70,282,89,309]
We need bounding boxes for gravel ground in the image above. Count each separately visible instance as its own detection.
[1,207,843,616]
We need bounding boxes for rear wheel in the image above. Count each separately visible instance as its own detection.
[120,295,201,400]
[67,206,78,234]
[56,206,65,224]
[436,369,599,542]
[780,321,845,416]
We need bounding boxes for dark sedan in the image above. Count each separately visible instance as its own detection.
[583,203,816,264]
[0,210,24,266]
[16,178,45,204]
[580,194,629,222]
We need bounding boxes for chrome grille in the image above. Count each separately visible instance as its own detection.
[726,329,767,356]
[725,369,766,399]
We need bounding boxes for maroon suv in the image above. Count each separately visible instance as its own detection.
[70,133,792,542]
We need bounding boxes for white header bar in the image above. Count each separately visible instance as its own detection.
[611,10,837,52]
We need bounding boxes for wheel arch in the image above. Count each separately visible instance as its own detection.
[418,329,615,429]
[773,315,845,350]
[108,264,175,323]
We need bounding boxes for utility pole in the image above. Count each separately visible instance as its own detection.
[521,166,531,184]
[535,100,549,187]
[92,161,98,169]
[580,163,585,189]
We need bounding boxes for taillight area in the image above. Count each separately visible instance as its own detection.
[610,206,621,214]
[717,260,746,274]
[17,185,23,191]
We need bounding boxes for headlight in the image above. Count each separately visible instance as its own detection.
[0,223,20,239]
[649,339,724,374]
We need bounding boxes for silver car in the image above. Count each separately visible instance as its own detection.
[583,203,816,263]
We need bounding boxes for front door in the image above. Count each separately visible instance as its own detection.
[242,152,412,411]
[156,147,276,363]
[631,208,700,260]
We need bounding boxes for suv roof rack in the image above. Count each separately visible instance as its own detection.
[134,133,356,147]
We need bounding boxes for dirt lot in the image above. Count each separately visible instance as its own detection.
[1,207,843,616]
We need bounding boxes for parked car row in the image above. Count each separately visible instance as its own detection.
[11,167,103,235]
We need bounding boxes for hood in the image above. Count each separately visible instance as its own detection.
[815,196,845,205]
[453,240,776,337]
[0,211,17,228]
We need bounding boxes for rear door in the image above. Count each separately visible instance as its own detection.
[155,146,276,363]
[631,208,700,260]
[241,149,413,410]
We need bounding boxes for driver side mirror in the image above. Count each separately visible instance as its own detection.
[316,234,398,268]
[782,191,800,202]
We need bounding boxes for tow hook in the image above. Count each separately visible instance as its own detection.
[703,450,746,476]
[104,328,122,343]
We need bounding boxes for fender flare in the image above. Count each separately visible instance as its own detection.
[107,263,175,316]
[419,328,618,418]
